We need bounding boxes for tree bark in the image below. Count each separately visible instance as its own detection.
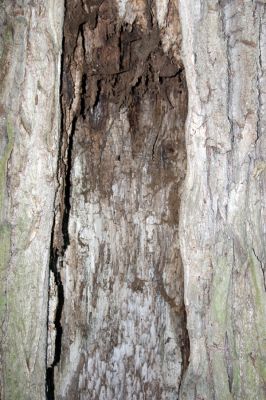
[0,1,64,399]
[0,1,265,399]
[179,1,266,399]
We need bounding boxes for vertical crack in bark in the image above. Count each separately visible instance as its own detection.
[178,305,190,397]
[46,119,74,398]
[253,248,266,292]
[45,8,72,397]
[61,117,76,251]
[46,125,75,397]
[46,225,64,400]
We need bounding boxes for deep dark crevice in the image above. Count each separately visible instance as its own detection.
[53,264,64,368]
[46,245,64,400]
[62,116,76,250]
[46,222,57,400]
[178,306,190,397]
[80,74,87,119]
[79,23,86,56]
[46,4,72,397]
[46,117,75,399]
[118,25,123,72]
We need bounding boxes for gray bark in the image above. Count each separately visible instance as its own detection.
[0,1,265,399]
[179,1,266,399]
[0,1,64,399]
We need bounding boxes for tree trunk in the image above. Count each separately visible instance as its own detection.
[0,1,265,399]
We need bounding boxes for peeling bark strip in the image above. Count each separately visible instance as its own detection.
[49,0,189,398]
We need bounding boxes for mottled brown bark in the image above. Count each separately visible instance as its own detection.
[48,1,189,399]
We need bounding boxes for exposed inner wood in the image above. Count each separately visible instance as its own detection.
[1,1,265,400]
[47,1,189,398]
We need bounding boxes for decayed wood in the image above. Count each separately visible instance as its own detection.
[0,1,265,399]
[51,1,188,399]
[0,1,64,399]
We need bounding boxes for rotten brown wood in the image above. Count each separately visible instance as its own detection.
[48,1,189,399]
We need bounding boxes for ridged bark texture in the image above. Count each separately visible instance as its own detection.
[179,1,266,399]
[0,1,64,399]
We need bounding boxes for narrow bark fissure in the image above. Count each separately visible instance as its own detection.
[178,307,190,397]
[46,8,73,397]
[46,118,74,398]
[46,123,74,398]
[46,240,63,400]
[62,117,76,250]
[253,248,266,292]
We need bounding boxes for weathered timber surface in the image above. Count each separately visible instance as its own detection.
[0,1,64,399]
[179,1,266,399]
[50,1,188,399]
[0,1,266,399]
